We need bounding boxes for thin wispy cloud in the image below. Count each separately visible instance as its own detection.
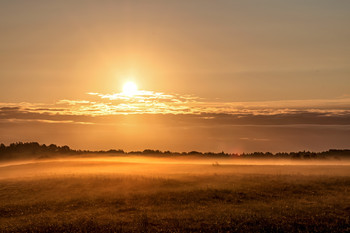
[0,89,350,125]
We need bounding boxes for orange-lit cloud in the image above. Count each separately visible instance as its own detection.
[0,90,350,117]
[1,89,350,126]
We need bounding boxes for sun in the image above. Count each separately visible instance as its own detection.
[122,82,138,96]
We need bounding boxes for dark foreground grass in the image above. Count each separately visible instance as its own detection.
[0,161,349,232]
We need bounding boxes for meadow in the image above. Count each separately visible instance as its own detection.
[0,156,349,232]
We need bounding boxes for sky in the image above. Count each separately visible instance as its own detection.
[1,0,350,153]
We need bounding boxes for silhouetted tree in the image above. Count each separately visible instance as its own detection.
[0,142,349,160]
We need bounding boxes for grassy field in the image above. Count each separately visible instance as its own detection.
[0,157,349,232]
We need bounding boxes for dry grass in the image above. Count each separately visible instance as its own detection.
[0,158,349,232]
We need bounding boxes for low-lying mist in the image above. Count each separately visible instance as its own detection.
[1,154,350,181]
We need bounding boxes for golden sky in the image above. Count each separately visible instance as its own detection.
[1,1,350,152]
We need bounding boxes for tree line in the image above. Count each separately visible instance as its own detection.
[0,142,349,160]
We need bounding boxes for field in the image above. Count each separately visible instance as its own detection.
[0,156,350,232]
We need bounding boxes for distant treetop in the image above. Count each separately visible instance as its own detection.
[0,142,349,160]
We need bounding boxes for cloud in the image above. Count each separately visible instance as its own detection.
[0,89,350,126]
[0,119,92,125]
[239,137,270,142]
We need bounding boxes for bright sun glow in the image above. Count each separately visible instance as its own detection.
[122,82,138,96]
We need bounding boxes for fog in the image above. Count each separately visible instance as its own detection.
[1,154,350,180]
